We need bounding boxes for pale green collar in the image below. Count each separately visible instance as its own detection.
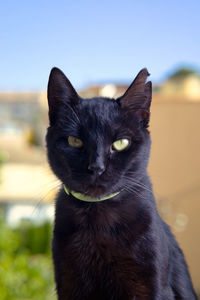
[63,185,121,202]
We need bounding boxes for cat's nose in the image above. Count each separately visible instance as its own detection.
[88,163,105,176]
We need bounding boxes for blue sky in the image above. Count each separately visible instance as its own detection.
[0,0,200,91]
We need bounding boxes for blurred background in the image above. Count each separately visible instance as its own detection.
[0,0,200,299]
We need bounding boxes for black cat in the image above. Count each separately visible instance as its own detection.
[46,67,197,300]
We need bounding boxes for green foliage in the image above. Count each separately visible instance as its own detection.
[0,212,56,300]
[15,220,52,255]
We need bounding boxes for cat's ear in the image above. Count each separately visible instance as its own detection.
[117,68,152,127]
[47,67,79,125]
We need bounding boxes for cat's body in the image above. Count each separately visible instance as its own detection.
[46,68,197,300]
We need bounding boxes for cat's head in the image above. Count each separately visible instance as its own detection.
[46,68,152,198]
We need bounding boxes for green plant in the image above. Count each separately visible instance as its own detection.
[0,211,56,300]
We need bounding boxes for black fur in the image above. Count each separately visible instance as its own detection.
[46,67,197,300]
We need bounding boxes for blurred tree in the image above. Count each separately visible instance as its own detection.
[168,68,199,80]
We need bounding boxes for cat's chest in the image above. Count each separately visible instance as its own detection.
[69,226,122,266]
[64,227,151,299]
[64,202,128,264]
[61,201,148,268]
[54,202,153,298]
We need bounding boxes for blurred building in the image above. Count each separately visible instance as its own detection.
[149,102,200,292]
[0,92,56,226]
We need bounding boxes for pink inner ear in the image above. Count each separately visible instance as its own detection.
[133,109,150,128]
[141,110,149,120]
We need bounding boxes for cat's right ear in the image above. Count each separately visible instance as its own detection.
[116,68,152,128]
[47,67,79,125]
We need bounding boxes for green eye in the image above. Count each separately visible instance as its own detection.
[68,136,83,148]
[112,138,130,151]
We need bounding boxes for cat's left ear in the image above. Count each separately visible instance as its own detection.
[47,67,79,125]
[117,68,152,127]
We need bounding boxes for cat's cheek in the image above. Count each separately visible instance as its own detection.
[54,144,84,174]
[55,138,68,150]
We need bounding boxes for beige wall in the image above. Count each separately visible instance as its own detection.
[148,102,200,291]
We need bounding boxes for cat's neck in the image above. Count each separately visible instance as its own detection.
[54,173,156,236]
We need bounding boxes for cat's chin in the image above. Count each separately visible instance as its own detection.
[64,181,117,199]
[61,171,121,198]
[84,185,109,198]
[76,184,108,198]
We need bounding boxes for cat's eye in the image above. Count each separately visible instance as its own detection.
[112,138,130,152]
[68,136,83,148]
